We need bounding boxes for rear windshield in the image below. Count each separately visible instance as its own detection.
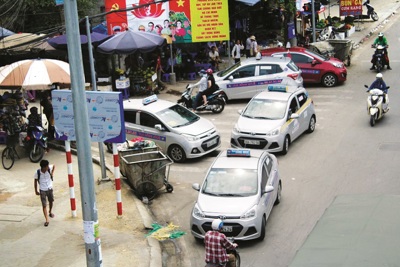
[286,61,299,72]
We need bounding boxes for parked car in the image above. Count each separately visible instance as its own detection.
[261,46,347,87]
[231,85,316,154]
[214,55,303,101]
[190,148,281,241]
[121,95,221,163]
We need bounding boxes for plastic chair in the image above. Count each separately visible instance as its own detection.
[162,73,170,82]
[187,72,196,80]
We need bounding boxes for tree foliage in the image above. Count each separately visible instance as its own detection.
[0,0,97,34]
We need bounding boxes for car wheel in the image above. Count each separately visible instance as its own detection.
[306,115,316,133]
[282,135,290,155]
[274,182,282,205]
[322,73,338,87]
[168,145,187,163]
[258,216,266,241]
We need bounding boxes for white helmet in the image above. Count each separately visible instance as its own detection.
[376,73,383,79]
[378,32,384,37]
[211,219,223,231]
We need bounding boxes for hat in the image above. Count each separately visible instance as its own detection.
[250,35,256,41]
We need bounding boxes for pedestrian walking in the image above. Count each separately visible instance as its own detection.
[250,35,258,57]
[245,35,252,58]
[34,160,55,227]
[232,40,244,63]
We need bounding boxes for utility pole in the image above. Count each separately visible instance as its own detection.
[64,1,102,266]
[311,0,316,43]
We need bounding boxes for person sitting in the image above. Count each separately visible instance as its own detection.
[208,46,220,71]
[370,32,391,70]
[191,70,208,110]
[27,106,42,137]
[204,219,237,267]
[201,68,218,106]
[368,73,389,110]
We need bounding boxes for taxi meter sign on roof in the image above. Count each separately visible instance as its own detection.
[227,149,251,157]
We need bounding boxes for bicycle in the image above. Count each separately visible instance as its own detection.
[2,134,20,170]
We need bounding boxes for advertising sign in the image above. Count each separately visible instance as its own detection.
[52,90,126,143]
[339,0,362,16]
[105,0,229,43]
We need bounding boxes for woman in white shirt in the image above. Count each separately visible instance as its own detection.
[232,40,244,63]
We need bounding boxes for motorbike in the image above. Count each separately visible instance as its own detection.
[365,85,390,127]
[355,0,379,21]
[317,26,338,41]
[24,125,48,162]
[178,84,225,114]
[205,237,241,267]
[371,45,387,72]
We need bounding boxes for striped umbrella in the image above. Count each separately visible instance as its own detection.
[0,58,71,90]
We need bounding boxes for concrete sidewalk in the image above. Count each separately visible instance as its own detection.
[0,2,399,267]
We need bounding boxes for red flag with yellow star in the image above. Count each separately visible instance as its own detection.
[169,0,191,21]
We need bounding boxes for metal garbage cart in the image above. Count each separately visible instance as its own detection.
[327,39,353,67]
[121,148,173,200]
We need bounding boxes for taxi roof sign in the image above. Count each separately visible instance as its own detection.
[142,94,158,105]
[268,85,288,92]
[227,149,251,157]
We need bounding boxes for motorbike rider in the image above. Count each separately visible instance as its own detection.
[190,69,208,110]
[204,219,237,267]
[370,32,391,70]
[27,106,42,138]
[201,69,219,106]
[367,73,388,110]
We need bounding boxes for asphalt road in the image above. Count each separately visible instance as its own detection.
[145,14,400,267]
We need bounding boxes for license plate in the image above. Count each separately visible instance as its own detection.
[244,139,260,145]
[207,138,217,147]
[222,226,232,232]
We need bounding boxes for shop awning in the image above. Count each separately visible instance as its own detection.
[236,0,261,6]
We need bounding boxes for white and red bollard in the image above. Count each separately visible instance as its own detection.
[65,141,77,217]
[112,143,123,216]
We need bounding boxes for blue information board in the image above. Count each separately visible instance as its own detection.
[52,90,126,143]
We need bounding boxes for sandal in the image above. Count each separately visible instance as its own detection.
[44,222,49,227]
[49,213,55,218]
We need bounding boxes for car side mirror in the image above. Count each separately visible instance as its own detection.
[238,109,242,115]
[290,113,299,119]
[263,185,274,194]
[364,85,368,88]
[311,59,318,65]
[155,124,165,131]
[228,75,234,81]
[192,183,200,191]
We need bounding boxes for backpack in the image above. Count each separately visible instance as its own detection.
[37,168,53,182]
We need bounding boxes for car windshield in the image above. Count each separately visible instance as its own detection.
[242,98,287,119]
[156,104,199,128]
[217,61,241,77]
[202,168,258,197]
[305,49,328,61]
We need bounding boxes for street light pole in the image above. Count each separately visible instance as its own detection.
[64,1,102,266]
[312,0,316,43]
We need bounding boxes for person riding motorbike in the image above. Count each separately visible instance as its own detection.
[367,73,388,108]
[201,69,219,106]
[204,219,237,267]
[27,106,42,138]
[370,32,391,70]
[190,69,208,110]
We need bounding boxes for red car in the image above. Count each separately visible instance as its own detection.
[261,47,347,87]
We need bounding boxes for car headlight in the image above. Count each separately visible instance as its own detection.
[192,204,205,218]
[182,133,200,141]
[232,124,240,134]
[241,205,256,219]
[331,62,343,68]
[266,127,280,137]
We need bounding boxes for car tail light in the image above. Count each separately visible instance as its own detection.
[287,73,298,80]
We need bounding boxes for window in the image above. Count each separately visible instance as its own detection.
[259,64,283,75]
[124,110,137,124]
[297,92,308,107]
[261,163,269,191]
[289,98,299,114]
[290,53,313,64]
[139,112,160,128]
[232,65,256,78]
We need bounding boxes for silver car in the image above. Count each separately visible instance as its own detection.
[190,149,281,241]
[231,85,316,154]
[214,56,304,100]
[123,95,221,162]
